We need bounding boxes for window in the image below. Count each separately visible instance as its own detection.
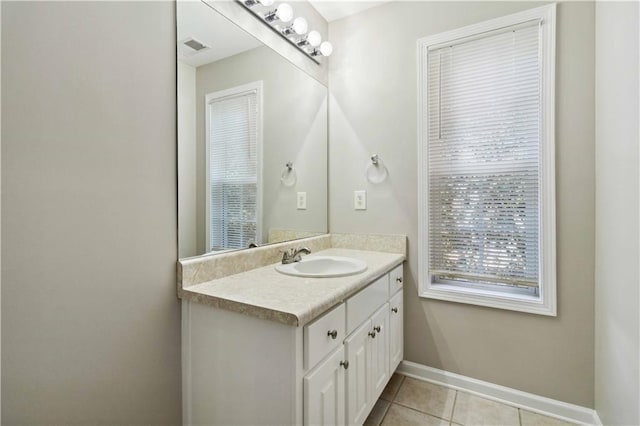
[206,81,263,252]
[418,5,556,315]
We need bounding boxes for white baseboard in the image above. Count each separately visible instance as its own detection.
[397,361,601,426]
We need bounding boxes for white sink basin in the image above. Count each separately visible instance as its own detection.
[275,255,368,278]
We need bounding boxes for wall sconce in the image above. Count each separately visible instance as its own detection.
[236,0,333,64]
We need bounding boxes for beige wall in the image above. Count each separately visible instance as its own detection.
[1,2,180,423]
[329,1,595,406]
[194,46,328,254]
[594,2,640,424]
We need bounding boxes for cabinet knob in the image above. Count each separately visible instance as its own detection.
[373,325,381,333]
[396,277,403,283]
[392,307,398,314]
[327,330,338,339]
[340,360,349,370]
[368,331,376,339]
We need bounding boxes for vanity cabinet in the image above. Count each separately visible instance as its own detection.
[345,321,372,425]
[369,303,390,400]
[343,303,390,425]
[304,346,346,426]
[182,261,404,426]
[303,265,402,426]
[389,288,404,373]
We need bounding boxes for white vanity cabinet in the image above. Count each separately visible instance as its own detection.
[389,287,404,373]
[343,303,390,425]
[345,321,372,425]
[182,261,404,426]
[304,264,403,426]
[304,346,347,426]
[369,303,390,401]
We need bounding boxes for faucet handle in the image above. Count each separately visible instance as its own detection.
[281,247,296,263]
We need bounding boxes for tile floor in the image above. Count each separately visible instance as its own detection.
[364,374,578,426]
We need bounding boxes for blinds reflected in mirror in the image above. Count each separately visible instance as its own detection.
[208,86,259,251]
[426,22,541,288]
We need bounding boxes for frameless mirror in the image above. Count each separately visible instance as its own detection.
[178,0,328,258]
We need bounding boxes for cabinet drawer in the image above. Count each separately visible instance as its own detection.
[389,264,404,295]
[304,303,346,370]
[346,274,389,335]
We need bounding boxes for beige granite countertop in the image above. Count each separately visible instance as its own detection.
[180,248,405,327]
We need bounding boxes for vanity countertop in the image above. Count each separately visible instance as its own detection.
[180,248,405,327]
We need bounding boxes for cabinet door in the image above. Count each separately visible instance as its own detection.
[389,290,404,373]
[369,303,390,401]
[304,346,346,426]
[344,320,371,426]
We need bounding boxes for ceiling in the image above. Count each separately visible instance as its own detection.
[177,0,262,68]
[308,0,393,22]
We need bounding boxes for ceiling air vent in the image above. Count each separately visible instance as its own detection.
[183,38,209,52]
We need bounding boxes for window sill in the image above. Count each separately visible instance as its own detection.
[420,283,557,316]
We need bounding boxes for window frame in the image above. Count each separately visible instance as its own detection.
[417,4,557,316]
[205,80,264,252]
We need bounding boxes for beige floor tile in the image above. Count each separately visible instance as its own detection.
[380,373,405,401]
[381,403,449,426]
[393,377,456,420]
[364,399,391,426]
[520,410,578,426]
[452,392,519,426]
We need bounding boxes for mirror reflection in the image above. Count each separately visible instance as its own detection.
[178,1,328,258]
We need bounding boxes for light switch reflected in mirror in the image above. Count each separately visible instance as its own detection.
[178,0,328,258]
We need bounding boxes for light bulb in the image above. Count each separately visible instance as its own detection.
[258,0,274,5]
[291,17,308,35]
[307,30,322,47]
[319,41,333,56]
[275,3,293,23]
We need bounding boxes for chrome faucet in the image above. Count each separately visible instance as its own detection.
[281,247,311,264]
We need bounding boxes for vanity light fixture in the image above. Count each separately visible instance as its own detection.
[281,17,308,36]
[243,0,274,7]
[236,0,333,64]
[305,31,322,47]
[311,41,333,57]
[264,3,293,23]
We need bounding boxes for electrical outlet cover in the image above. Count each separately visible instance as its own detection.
[354,190,366,210]
[297,192,307,210]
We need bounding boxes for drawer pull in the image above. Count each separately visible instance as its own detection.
[396,277,403,283]
[368,331,376,339]
[392,307,399,313]
[340,360,349,369]
[373,325,381,333]
[327,330,338,340]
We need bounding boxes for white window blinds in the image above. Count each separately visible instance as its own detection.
[426,22,541,288]
[208,89,258,251]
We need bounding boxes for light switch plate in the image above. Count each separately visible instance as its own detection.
[297,192,307,210]
[354,190,366,210]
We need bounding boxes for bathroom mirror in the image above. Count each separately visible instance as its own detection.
[178,0,328,258]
